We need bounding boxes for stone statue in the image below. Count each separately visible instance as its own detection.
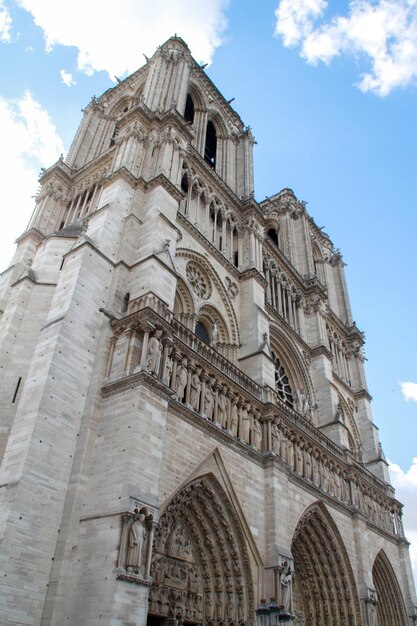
[190,368,202,411]
[240,403,251,444]
[271,421,282,456]
[126,510,146,574]
[147,329,163,375]
[217,386,228,428]
[252,418,262,451]
[210,320,219,347]
[296,389,310,417]
[163,347,173,384]
[230,399,239,436]
[175,358,188,401]
[204,378,215,419]
[296,444,304,475]
[286,437,294,469]
[280,560,293,612]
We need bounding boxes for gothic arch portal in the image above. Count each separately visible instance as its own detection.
[372,550,408,626]
[291,502,361,626]
[149,474,255,625]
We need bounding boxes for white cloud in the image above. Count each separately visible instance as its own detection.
[389,458,417,584]
[274,0,417,95]
[275,0,327,47]
[16,0,229,79]
[60,69,75,87]
[0,0,12,42]
[0,92,64,271]
[401,381,417,403]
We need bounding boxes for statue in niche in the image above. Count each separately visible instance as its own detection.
[225,592,235,621]
[296,444,304,475]
[204,378,215,419]
[252,418,262,451]
[190,367,202,411]
[304,448,312,480]
[240,403,251,444]
[280,561,293,612]
[286,437,294,469]
[149,585,159,613]
[229,398,239,436]
[322,461,330,493]
[210,320,219,347]
[163,347,173,384]
[312,451,321,486]
[147,329,163,375]
[217,385,228,428]
[175,358,188,401]
[366,591,378,626]
[296,389,311,418]
[126,510,146,574]
[205,590,213,620]
[271,421,282,456]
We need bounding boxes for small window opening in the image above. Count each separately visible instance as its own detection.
[233,251,239,267]
[123,292,130,313]
[204,120,217,169]
[59,220,65,230]
[184,94,195,124]
[181,174,189,193]
[12,377,22,403]
[268,228,279,247]
[195,321,210,344]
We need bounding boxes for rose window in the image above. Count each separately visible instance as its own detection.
[186,262,212,299]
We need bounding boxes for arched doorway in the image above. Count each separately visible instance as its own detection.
[291,503,361,626]
[373,550,408,626]
[148,475,255,625]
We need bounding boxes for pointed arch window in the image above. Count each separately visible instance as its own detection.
[272,351,293,407]
[195,320,210,344]
[267,227,279,247]
[184,93,195,124]
[204,120,217,169]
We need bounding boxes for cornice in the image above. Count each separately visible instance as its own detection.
[240,267,267,288]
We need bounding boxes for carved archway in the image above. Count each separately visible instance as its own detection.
[291,502,361,626]
[149,475,254,625]
[372,550,408,626]
[269,324,315,419]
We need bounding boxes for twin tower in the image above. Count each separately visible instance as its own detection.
[0,36,415,626]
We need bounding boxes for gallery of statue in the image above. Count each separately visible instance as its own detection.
[0,36,416,626]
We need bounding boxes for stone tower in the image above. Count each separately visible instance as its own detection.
[0,36,416,626]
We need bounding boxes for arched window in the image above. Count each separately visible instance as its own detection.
[204,120,217,169]
[184,93,195,124]
[181,173,189,193]
[272,351,293,407]
[267,227,279,247]
[195,320,210,344]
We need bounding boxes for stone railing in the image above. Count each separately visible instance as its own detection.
[102,298,403,540]
[171,318,261,399]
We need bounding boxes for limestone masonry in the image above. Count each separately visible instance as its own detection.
[0,36,416,626]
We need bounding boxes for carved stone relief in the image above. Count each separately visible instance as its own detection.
[149,476,254,625]
[186,261,212,299]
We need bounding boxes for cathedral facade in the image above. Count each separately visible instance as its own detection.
[0,36,416,626]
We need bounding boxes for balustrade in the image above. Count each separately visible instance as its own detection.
[102,304,402,540]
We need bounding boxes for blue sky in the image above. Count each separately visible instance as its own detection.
[0,0,416,579]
